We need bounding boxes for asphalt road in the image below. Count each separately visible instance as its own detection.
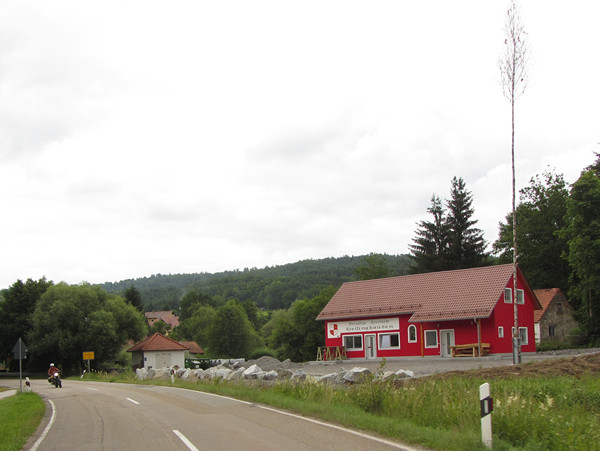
[2,379,417,451]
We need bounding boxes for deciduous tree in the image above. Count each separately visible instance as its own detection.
[355,253,390,280]
[493,170,570,290]
[561,154,600,344]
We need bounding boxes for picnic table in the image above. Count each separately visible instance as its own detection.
[450,343,490,357]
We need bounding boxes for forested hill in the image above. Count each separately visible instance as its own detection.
[101,254,413,312]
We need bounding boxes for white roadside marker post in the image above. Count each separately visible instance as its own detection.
[480,382,493,449]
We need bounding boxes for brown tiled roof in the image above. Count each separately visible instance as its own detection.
[533,288,562,323]
[144,311,180,328]
[179,341,204,354]
[127,333,189,352]
[317,264,539,323]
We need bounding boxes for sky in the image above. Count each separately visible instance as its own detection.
[1,1,599,288]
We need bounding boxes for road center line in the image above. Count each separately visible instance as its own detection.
[126,397,139,405]
[86,387,98,391]
[173,430,199,451]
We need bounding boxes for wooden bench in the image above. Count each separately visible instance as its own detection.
[450,343,490,357]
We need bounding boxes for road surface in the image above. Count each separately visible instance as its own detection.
[2,379,417,451]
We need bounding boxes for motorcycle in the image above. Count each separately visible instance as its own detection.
[48,371,62,388]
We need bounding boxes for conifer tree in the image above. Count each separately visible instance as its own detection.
[410,179,487,273]
[445,177,487,270]
[409,195,450,273]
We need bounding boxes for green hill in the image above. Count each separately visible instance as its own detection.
[101,254,413,311]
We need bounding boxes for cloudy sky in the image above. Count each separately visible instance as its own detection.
[1,1,598,288]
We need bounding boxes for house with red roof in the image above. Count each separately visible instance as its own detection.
[316,264,542,358]
[128,333,191,369]
[144,311,180,331]
[533,288,578,344]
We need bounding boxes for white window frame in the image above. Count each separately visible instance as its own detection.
[408,325,417,343]
[504,288,512,303]
[425,330,438,348]
[343,334,363,350]
[512,327,529,345]
[498,326,504,338]
[379,332,400,349]
[516,289,525,304]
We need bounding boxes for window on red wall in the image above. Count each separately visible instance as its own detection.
[425,330,438,348]
[512,327,529,345]
[516,289,524,304]
[408,325,417,343]
[343,335,363,350]
[379,333,400,349]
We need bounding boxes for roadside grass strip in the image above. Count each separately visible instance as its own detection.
[0,392,45,451]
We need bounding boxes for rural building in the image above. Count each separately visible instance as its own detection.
[533,288,579,344]
[316,264,542,359]
[179,341,205,358]
[144,311,180,331]
[127,333,189,369]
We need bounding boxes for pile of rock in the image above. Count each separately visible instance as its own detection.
[135,356,414,385]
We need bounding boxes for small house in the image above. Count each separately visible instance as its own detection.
[533,288,579,344]
[316,264,542,358]
[127,333,189,369]
[144,311,180,331]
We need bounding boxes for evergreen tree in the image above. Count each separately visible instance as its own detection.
[445,177,487,269]
[124,285,143,312]
[409,195,450,273]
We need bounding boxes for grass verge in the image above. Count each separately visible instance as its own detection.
[0,392,45,451]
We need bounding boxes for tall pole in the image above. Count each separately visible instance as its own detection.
[511,73,520,364]
[499,0,528,365]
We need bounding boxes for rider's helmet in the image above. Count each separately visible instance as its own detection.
[50,363,54,367]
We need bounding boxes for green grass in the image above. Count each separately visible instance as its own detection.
[0,392,45,451]
[80,368,600,450]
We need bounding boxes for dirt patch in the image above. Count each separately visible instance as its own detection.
[425,352,600,381]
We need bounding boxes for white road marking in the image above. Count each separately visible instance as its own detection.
[30,399,56,451]
[166,386,414,450]
[257,405,416,450]
[86,387,98,391]
[126,397,139,405]
[173,429,199,451]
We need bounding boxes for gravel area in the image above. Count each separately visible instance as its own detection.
[246,348,600,378]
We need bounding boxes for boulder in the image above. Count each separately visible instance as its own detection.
[343,367,372,383]
[243,364,262,379]
[136,368,148,380]
[290,369,307,381]
[395,369,414,378]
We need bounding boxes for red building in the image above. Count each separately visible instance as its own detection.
[316,264,541,358]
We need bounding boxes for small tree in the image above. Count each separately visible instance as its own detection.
[499,0,530,364]
[355,253,390,280]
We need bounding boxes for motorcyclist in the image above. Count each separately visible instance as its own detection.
[48,363,61,382]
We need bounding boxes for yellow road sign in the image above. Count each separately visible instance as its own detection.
[83,351,95,360]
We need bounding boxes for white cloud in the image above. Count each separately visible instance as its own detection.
[1,1,599,287]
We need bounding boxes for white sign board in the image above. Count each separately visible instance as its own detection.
[328,318,399,338]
